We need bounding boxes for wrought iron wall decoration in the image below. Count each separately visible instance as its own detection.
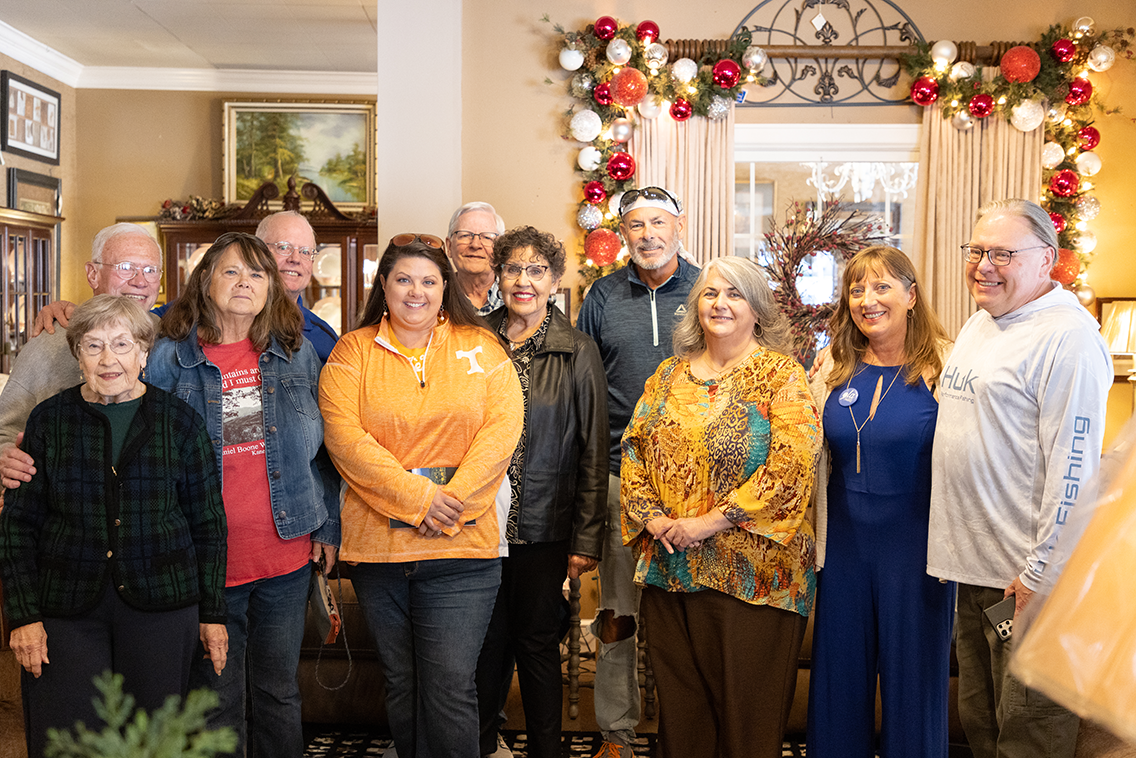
[729,0,924,107]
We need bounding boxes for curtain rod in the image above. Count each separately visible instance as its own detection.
[663,39,1034,65]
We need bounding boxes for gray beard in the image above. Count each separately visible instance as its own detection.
[630,240,680,270]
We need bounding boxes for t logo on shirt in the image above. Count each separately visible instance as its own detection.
[456,346,485,374]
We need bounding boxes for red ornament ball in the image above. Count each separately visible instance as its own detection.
[593,82,613,106]
[968,93,995,118]
[593,16,618,41]
[910,76,940,106]
[585,228,622,266]
[1051,38,1077,62]
[636,20,660,43]
[584,181,607,204]
[1066,77,1093,106]
[1051,248,1081,286]
[670,98,693,121]
[1077,126,1101,151]
[1049,212,1067,234]
[607,152,636,181]
[711,59,742,89]
[1000,45,1041,83]
[1049,169,1080,197]
[611,67,648,107]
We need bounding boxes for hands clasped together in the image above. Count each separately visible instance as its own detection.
[646,510,733,554]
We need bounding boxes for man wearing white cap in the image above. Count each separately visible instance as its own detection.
[576,186,700,758]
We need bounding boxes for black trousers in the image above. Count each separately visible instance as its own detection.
[475,540,569,758]
[22,581,198,758]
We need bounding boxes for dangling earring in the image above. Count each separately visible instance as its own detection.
[907,309,914,319]
[437,304,446,324]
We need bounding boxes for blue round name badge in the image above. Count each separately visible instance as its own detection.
[838,387,858,407]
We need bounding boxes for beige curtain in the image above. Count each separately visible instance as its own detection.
[629,104,735,263]
[912,68,1043,337]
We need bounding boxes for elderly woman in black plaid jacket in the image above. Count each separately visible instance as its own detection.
[0,295,227,758]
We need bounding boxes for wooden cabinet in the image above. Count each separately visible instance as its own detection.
[0,208,61,373]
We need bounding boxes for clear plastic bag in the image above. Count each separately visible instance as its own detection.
[1011,415,1136,744]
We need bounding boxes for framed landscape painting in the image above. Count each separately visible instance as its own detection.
[223,100,375,209]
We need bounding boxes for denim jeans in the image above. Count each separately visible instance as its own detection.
[352,558,501,758]
[190,563,311,758]
[591,473,641,746]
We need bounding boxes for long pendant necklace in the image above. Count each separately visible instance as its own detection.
[846,365,903,474]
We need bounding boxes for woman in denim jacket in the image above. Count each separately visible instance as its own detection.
[147,232,340,758]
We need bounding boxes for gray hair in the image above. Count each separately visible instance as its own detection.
[91,223,159,263]
[976,199,1058,272]
[672,257,794,359]
[67,294,157,358]
[256,211,316,243]
[447,202,505,238]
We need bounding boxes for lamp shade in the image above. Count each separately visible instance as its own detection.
[1100,301,1136,354]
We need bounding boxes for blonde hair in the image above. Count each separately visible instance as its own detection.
[826,245,950,388]
[673,257,794,359]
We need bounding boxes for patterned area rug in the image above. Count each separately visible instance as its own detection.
[302,728,807,757]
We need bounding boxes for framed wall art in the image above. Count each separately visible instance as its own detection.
[7,168,61,216]
[1,71,60,165]
[223,100,375,209]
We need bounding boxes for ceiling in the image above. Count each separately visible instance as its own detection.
[0,0,377,91]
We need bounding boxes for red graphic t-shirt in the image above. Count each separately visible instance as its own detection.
[203,338,310,586]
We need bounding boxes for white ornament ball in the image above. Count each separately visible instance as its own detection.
[606,38,632,66]
[610,117,633,143]
[1088,44,1116,72]
[1041,142,1065,169]
[1074,16,1096,36]
[608,191,625,217]
[577,204,603,230]
[1047,102,1068,123]
[645,43,669,70]
[559,48,584,71]
[950,110,974,130]
[1010,99,1045,132]
[637,97,662,119]
[1076,284,1096,307]
[742,45,769,73]
[1075,151,1102,177]
[1075,194,1101,220]
[707,96,731,121]
[949,61,976,81]
[569,110,603,143]
[577,146,602,171]
[672,58,698,84]
[1075,231,1097,254]
[930,40,959,65]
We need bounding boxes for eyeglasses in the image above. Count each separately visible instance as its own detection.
[391,233,445,249]
[79,337,139,356]
[960,244,1049,267]
[618,186,682,216]
[500,263,551,281]
[450,231,499,246]
[94,261,161,282]
[270,241,318,260]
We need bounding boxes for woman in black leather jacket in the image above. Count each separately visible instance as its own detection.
[477,225,608,758]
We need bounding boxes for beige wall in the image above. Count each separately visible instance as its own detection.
[460,0,1136,301]
[0,54,76,297]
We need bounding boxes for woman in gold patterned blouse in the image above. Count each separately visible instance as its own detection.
[621,256,820,758]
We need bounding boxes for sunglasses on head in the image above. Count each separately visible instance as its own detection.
[390,233,445,249]
[619,186,681,215]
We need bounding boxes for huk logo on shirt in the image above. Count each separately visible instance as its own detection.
[456,346,485,374]
[942,363,977,395]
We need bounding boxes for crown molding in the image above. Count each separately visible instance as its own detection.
[76,67,377,95]
[0,20,84,87]
[0,20,376,94]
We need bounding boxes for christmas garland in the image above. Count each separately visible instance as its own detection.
[902,20,1135,287]
[763,202,890,363]
[545,15,769,301]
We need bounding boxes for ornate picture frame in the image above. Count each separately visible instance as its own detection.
[222,100,375,210]
[1,71,61,165]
